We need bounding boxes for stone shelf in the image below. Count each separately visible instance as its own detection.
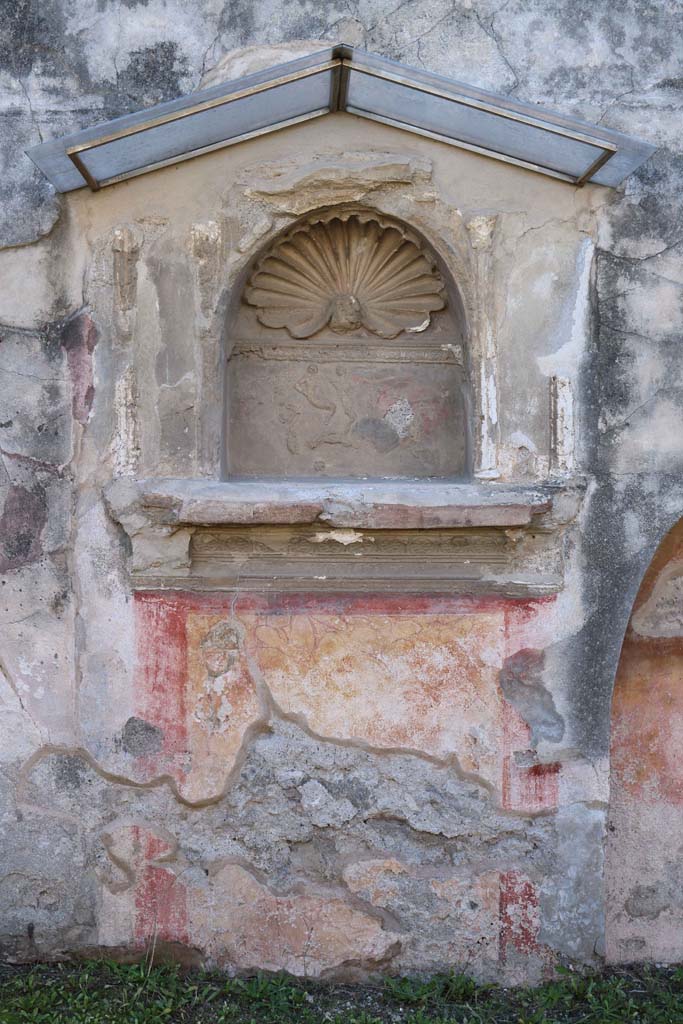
[104,477,580,593]
[127,477,555,530]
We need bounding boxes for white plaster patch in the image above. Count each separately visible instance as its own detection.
[0,243,56,327]
[531,270,557,300]
[505,480,592,662]
[550,376,575,474]
[441,343,463,361]
[509,431,538,454]
[557,755,609,806]
[623,279,683,343]
[537,238,593,379]
[65,0,215,89]
[616,398,683,474]
[199,40,327,88]
[384,398,415,439]
[112,370,140,476]
[486,370,498,426]
[311,529,371,546]
[195,674,235,733]
[623,510,649,558]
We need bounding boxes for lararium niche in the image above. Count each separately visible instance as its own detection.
[225,209,470,479]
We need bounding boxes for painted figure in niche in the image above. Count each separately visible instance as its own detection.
[182,615,263,802]
[195,620,248,733]
[291,364,356,450]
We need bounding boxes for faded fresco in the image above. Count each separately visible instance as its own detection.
[109,589,561,978]
[2,0,683,986]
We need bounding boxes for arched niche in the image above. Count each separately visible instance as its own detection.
[606,516,683,963]
[223,208,471,480]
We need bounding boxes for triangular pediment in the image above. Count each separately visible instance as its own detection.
[27,43,654,194]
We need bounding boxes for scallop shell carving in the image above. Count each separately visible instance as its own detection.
[245,214,446,339]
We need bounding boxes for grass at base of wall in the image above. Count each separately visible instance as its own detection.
[2,960,683,1023]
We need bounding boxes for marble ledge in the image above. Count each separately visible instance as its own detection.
[104,477,582,532]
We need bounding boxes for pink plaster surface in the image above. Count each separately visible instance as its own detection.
[192,862,400,975]
[102,825,400,974]
[103,826,548,977]
[183,611,263,803]
[607,519,683,963]
[125,589,562,973]
[62,311,97,425]
[241,597,507,783]
[103,824,189,949]
[134,591,560,808]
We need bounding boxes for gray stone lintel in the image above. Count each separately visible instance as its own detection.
[107,476,559,530]
[103,477,584,592]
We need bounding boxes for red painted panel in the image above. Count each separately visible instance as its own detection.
[134,592,189,759]
[132,827,189,947]
[499,870,541,962]
[502,758,561,812]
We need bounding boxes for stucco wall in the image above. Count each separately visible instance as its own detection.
[607,518,683,963]
[1,0,682,982]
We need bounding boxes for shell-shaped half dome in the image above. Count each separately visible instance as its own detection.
[244,213,446,339]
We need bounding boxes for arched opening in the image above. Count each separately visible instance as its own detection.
[223,207,471,480]
[606,517,683,963]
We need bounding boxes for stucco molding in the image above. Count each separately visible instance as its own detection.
[103,476,584,594]
[244,211,446,339]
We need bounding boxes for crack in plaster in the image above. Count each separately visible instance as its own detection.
[596,68,637,127]
[199,22,222,83]
[270,702,497,792]
[194,854,404,938]
[598,386,683,437]
[0,448,66,477]
[0,653,34,724]
[366,0,416,36]
[17,662,524,820]
[472,7,520,95]
[18,743,221,813]
[602,240,683,264]
[16,75,44,144]
[187,624,509,806]
[0,365,66,384]
[408,7,458,51]
[112,0,124,97]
